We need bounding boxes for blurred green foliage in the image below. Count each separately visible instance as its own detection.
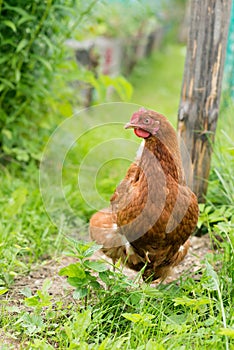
[0,0,95,161]
[0,0,185,163]
[129,45,186,124]
[75,0,186,39]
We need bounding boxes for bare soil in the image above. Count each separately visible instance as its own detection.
[5,234,212,303]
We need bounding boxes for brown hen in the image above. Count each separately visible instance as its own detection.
[90,108,199,281]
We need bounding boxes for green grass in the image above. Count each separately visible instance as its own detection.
[0,44,234,349]
[0,162,58,287]
[1,240,233,349]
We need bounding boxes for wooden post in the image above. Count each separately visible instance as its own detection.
[178,0,232,202]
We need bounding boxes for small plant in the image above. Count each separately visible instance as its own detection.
[59,239,108,305]
[59,237,145,311]
[16,279,53,336]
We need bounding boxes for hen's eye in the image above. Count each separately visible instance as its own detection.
[144,118,150,124]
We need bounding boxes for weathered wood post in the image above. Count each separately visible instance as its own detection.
[178,0,232,202]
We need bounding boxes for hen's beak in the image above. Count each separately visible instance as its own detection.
[124,122,136,129]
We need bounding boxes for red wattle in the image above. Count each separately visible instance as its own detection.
[134,128,151,139]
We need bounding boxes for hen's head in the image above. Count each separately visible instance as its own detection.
[125,107,173,140]
[125,107,184,183]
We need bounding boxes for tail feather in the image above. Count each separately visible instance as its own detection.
[89,208,144,266]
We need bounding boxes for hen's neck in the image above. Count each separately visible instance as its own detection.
[142,136,184,184]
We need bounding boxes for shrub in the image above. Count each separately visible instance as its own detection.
[0,0,96,161]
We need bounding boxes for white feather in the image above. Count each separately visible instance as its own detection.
[136,140,145,161]
[178,245,185,252]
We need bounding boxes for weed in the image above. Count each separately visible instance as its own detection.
[59,239,106,305]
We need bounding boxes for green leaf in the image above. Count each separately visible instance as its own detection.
[98,74,133,101]
[13,148,30,162]
[0,56,10,65]
[5,187,28,217]
[32,55,52,71]
[20,287,32,297]
[83,244,103,257]
[15,69,21,83]
[122,313,155,323]
[97,338,109,350]
[89,280,101,289]
[16,39,28,53]
[0,288,8,296]
[30,340,54,350]
[141,285,163,298]
[6,306,21,314]
[3,20,17,32]
[2,129,12,140]
[67,276,89,288]
[17,15,35,26]
[18,313,44,335]
[41,278,53,292]
[65,238,101,259]
[64,324,73,341]
[99,270,112,285]
[129,292,142,306]
[0,78,15,89]
[146,340,165,350]
[24,296,40,307]
[73,287,88,299]
[173,296,211,307]
[59,263,86,278]
[205,261,219,291]
[3,4,30,17]
[112,75,133,101]
[83,260,108,272]
[73,309,91,332]
[218,328,234,338]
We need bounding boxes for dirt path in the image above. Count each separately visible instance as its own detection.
[7,234,212,302]
[0,234,213,348]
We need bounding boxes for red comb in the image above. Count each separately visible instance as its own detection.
[131,107,147,121]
